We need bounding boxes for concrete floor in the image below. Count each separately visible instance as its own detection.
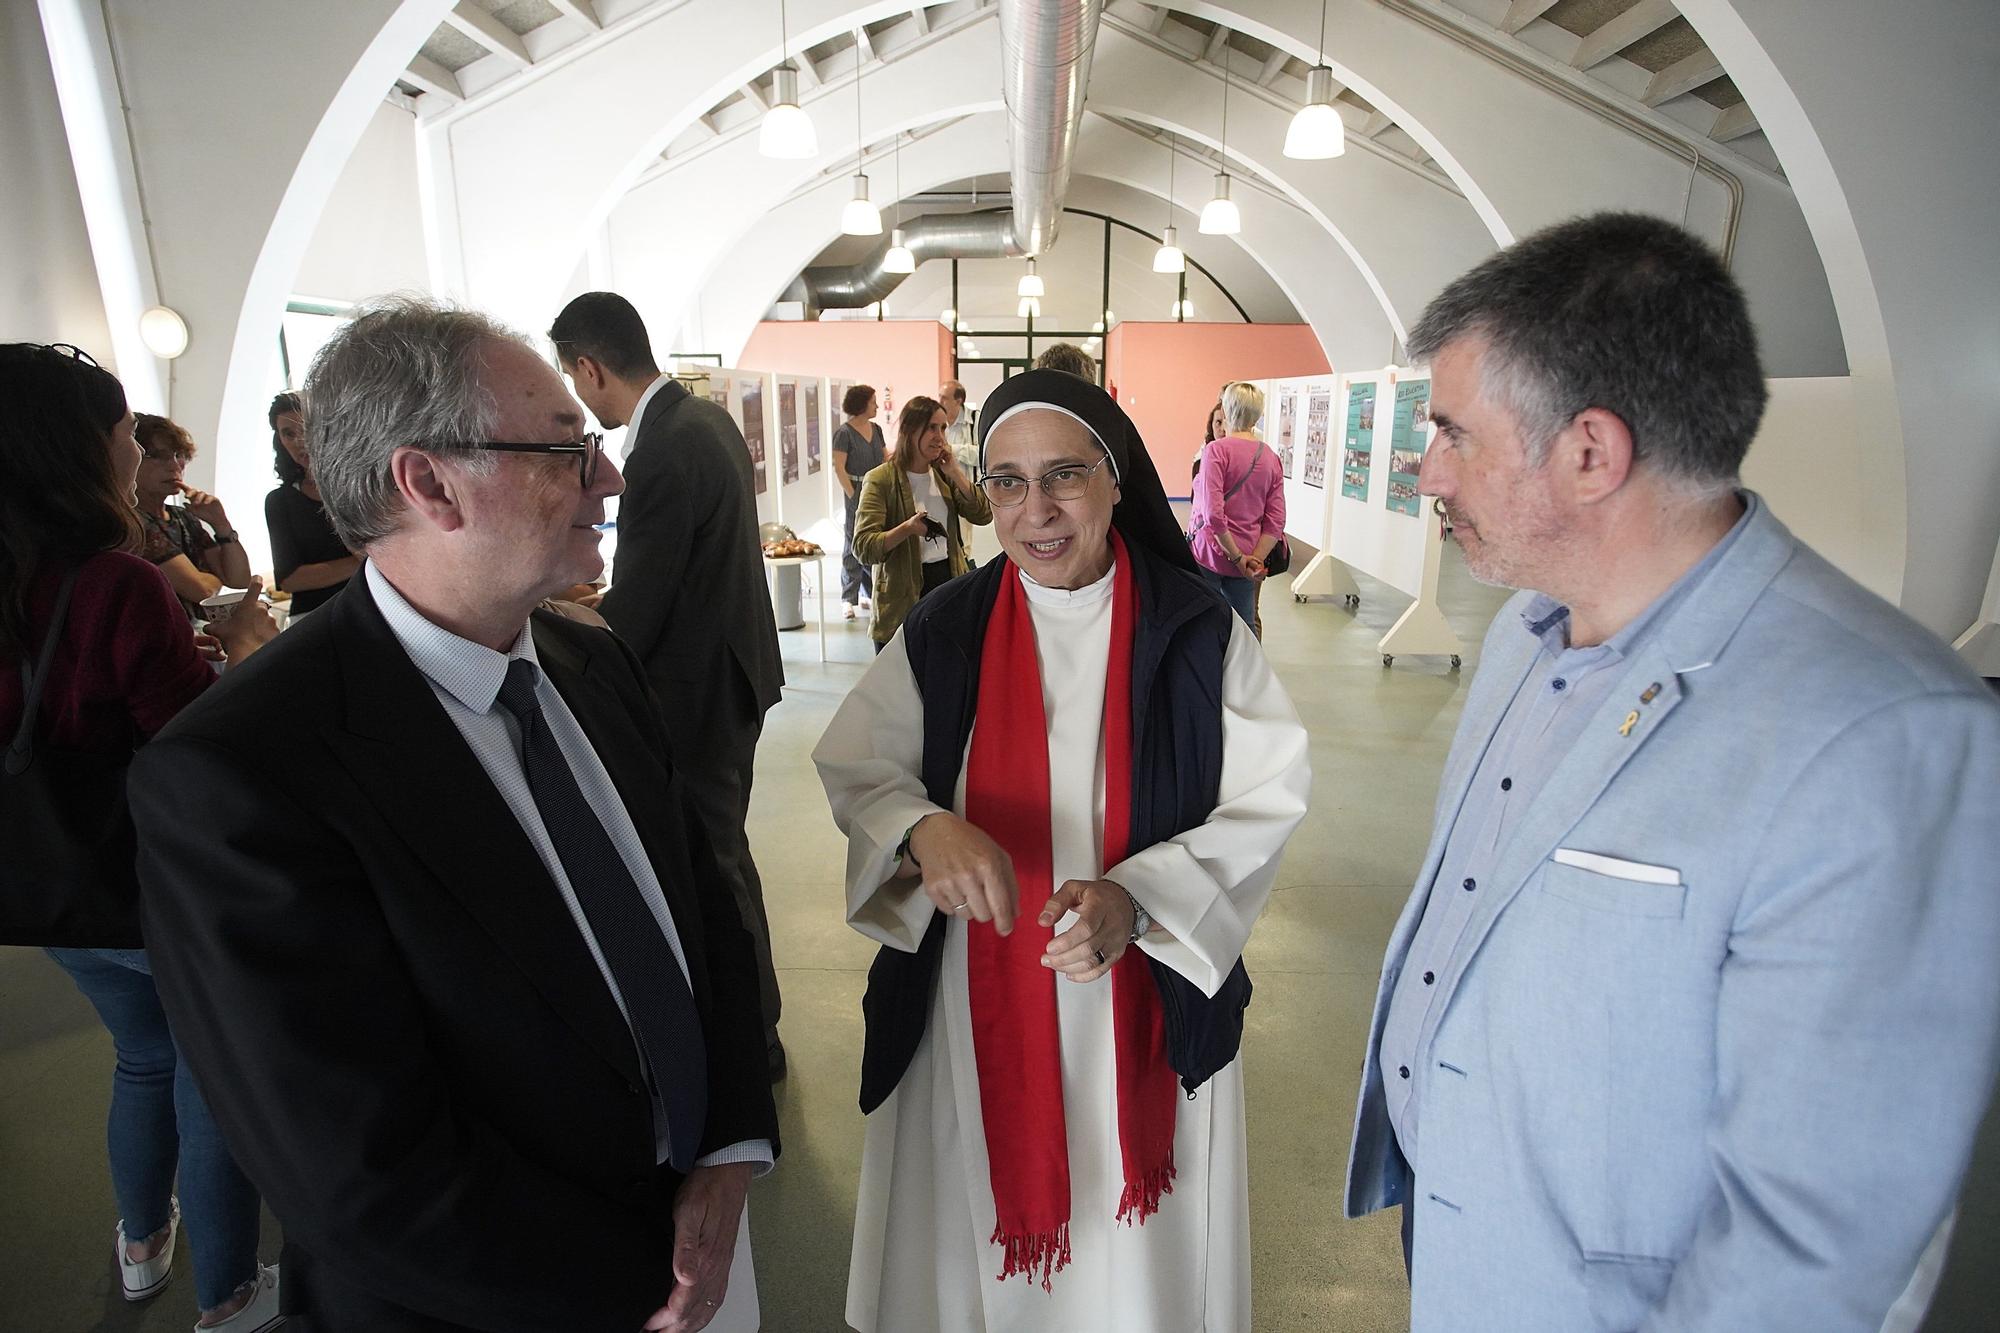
[4,539,1996,1331]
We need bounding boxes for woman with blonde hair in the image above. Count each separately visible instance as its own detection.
[1186,381,1284,632]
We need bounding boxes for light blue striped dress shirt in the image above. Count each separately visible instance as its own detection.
[366,562,771,1175]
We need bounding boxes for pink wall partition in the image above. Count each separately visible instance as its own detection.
[739,320,955,430]
[1102,323,1331,495]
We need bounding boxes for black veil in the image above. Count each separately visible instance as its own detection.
[976,369,1199,576]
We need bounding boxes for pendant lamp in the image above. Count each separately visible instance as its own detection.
[1200,49,1242,235]
[1284,5,1347,160]
[759,2,817,159]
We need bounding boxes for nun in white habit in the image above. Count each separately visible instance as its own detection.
[814,370,1311,1332]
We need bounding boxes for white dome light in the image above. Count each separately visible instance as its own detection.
[1017,259,1045,298]
[1152,225,1186,273]
[1017,296,1041,319]
[840,173,882,236]
[883,229,916,273]
[1284,68,1347,159]
[138,305,189,359]
[759,67,818,159]
[1198,173,1241,235]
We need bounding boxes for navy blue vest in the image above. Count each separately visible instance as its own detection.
[858,543,1254,1114]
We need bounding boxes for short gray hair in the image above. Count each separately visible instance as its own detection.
[1407,212,1766,488]
[1220,381,1264,434]
[302,296,514,549]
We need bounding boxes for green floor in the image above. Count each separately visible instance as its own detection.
[4,541,1995,1331]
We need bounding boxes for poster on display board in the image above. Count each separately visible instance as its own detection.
[1301,387,1331,488]
[1341,382,1377,501]
[741,378,768,495]
[1275,390,1297,479]
[805,382,822,475]
[708,375,731,412]
[779,381,800,486]
[1385,379,1430,516]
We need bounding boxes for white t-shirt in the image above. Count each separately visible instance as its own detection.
[906,471,950,564]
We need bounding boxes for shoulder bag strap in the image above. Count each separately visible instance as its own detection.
[1221,443,1263,502]
[7,565,81,775]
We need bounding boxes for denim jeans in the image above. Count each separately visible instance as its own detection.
[1201,568,1259,629]
[46,947,262,1310]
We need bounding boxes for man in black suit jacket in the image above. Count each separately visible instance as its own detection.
[130,299,778,1332]
[550,293,787,1075]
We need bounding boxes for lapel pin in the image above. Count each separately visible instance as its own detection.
[1619,710,1640,737]
[1640,682,1662,704]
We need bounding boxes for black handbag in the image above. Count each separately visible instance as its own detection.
[1,566,144,946]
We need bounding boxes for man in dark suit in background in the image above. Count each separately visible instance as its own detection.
[131,298,778,1331]
[550,291,788,1078]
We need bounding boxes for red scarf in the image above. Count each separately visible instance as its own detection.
[964,529,1179,1288]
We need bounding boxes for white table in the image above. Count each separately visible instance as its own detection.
[764,554,828,662]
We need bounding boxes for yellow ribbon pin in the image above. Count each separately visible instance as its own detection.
[1619,710,1640,737]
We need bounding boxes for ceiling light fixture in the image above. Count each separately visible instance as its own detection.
[840,45,881,235]
[1200,52,1242,235]
[1154,132,1185,272]
[759,0,818,159]
[1017,257,1044,298]
[883,130,915,271]
[1284,3,1347,160]
[138,305,189,359]
[1017,295,1041,319]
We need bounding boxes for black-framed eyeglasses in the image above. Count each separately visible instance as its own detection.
[978,453,1113,508]
[449,433,605,489]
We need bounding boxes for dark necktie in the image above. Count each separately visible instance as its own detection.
[496,657,707,1170]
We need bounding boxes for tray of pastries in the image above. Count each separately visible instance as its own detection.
[762,538,824,558]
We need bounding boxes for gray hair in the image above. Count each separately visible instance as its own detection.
[1407,212,1766,489]
[1220,381,1265,434]
[302,296,514,549]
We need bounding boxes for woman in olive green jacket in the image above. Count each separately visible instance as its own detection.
[853,395,993,650]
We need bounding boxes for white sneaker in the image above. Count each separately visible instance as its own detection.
[197,1264,284,1332]
[116,1198,179,1300]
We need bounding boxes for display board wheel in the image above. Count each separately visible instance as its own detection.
[1450,655,1462,670]
[1381,654,1394,668]
[1346,594,1361,608]
[1293,594,1306,604]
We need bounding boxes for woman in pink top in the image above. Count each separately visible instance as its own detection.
[1188,381,1284,633]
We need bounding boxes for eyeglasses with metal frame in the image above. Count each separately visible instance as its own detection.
[977,453,1113,508]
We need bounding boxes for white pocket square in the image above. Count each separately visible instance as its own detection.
[1551,848,1682,886]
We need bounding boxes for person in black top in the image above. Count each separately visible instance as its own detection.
[831,384,887,620]
[261,391,358,615]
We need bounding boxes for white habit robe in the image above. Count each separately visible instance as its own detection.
[814,561,1312,1332]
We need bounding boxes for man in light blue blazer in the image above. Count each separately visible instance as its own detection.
[1345,212,2000,1330]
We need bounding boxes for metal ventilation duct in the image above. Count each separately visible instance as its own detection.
[778,211,1020,312]
[998,0,1101,255]
[782,0,1102,316]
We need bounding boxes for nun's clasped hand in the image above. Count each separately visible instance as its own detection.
[1039,879,1138,982]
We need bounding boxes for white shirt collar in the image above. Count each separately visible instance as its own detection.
[1019,554,1117,608]
[628,373,672,434]
[366,561,536,715]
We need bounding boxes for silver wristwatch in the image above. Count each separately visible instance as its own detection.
[1124,888,1152,942]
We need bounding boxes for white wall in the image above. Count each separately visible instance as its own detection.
[0,0,111,356]
[1741,377,1894,600]
[293,98,428,304]
[1679,0,2000,637]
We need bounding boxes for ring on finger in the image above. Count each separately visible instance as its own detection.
[1092,946,1107,966]
[953,901,970,913]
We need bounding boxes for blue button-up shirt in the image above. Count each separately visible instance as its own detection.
[367,563,771,1175]
[1379,497,1754,1162]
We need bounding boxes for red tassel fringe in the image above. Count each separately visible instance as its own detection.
[991,1222,1073,1291]
[1115,1155,1178,1228]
